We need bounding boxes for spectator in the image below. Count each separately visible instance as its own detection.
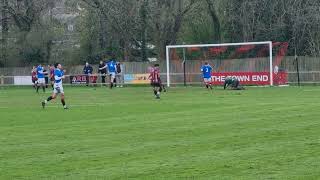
[83,62,93,86]
[98,60,106,86]
[115,62,124,87]
[44,66,49,88]
[43,65,50,88]
[49,64,55,90]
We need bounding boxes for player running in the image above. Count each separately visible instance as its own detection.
[36,64,47,93]
[99,57,117,89]
[149,64,162,99]
[42,63,68,109]
[200,62,214,89]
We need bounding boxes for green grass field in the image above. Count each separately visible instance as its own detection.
[1,86,320,179]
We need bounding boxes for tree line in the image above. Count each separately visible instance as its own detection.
[1,0,320,67]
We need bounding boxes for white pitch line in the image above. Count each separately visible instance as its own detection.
[45,104,106,108]
[303,90,320,92]
[0,103,108,109]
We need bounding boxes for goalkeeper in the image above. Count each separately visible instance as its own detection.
[224,77,245,90]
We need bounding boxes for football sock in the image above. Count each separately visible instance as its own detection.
[46,96,53,103]
[42,86,45,92]
[154,90,157,95]
[36,86,39,92]
[61,99,66,106]
[47,96,53,102]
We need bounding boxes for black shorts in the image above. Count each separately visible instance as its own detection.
[151,82,161,88]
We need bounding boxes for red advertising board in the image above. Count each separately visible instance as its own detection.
[211,72,288,85]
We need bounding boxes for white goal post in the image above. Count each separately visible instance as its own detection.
[166,41,273,87]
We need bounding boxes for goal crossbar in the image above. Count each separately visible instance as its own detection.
[166,41,273,87]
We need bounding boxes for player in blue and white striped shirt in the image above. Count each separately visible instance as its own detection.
[99,57,117,89]
[42,63,68,109]
[201,62,214,89]
[36,64,47,93]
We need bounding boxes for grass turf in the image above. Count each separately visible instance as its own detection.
[0,86,320,179]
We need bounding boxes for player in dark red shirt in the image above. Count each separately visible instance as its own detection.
[149,64,162,99]
[31,66,37,89]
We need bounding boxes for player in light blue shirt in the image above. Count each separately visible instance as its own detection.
[99,57,117,89]
[42,63,68,109]
[200,62,214,89]
[36,64,47,93]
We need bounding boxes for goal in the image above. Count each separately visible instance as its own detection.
[165,41,275,87]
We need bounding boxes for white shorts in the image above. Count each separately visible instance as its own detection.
[204,78,212,84]
[109,72,116,79]
[37,78,45,84]
[53,83,64,94]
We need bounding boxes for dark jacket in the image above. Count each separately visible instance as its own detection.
[98,64,107,74]
[116,63,122,74]
[83,65,93,75]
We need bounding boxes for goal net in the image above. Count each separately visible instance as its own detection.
[166,41,288,87]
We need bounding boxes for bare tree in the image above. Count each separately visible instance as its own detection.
[205,0,221,43]
[150,0,199,59]
[1,0,9,66]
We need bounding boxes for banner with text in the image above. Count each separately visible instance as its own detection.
[124,74,150,84]
[211,72,288,85]
[70,75,98,84]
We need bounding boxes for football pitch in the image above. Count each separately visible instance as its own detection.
[0,86,320,179]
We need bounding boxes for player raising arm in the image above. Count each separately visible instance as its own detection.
[201,62,213,89]
[99,58,117,89]
[42,63,68,109]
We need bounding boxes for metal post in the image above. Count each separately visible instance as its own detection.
[269,42,273,86]
[1,75,4,86]
[295,55,300,86]
[166,46,170,87]
[183,48,186,86]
